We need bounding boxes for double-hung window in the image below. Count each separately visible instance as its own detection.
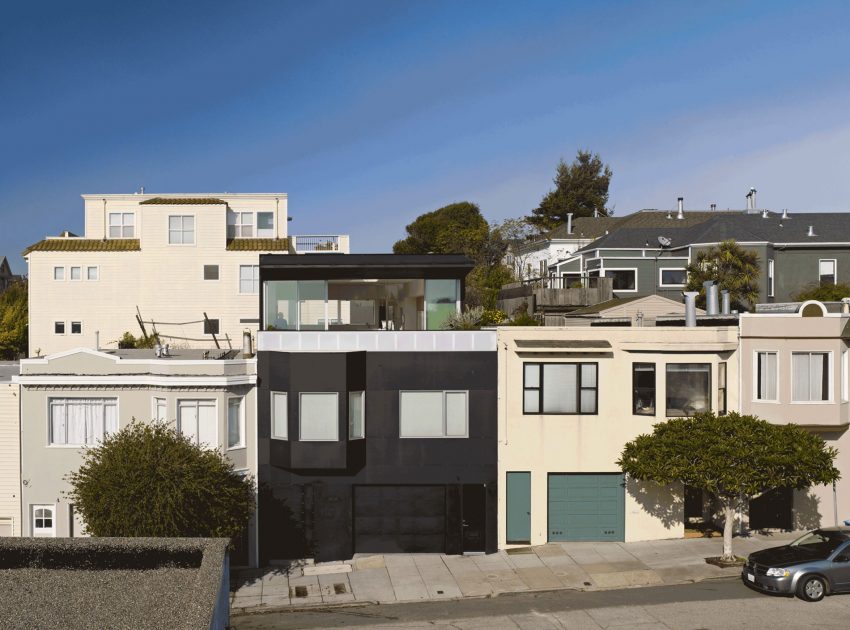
[665,364,710,417]
[168,215,195,244]
[227,398,244,449]
[819,259,837,285]
[49,398,118,445]
[239,265,259,294]
[399,390,468,438]
[792,352,830,402]
[349,391,365,439]
[755,352,778,401]
[177,399,217,447]
[632,363,656,415]
[523,363,598,414]
[227,211,253,238]
[108,212,135,238]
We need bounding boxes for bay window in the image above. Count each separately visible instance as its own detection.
[755,352,778,401]
[349,391,365,439]
[299,393,338,441]
[271,392,288,439]
[665,364,710,417]
[792,352,830,402]
[177,399,217,447]
[49,398,118,445]
[227,398,244,449]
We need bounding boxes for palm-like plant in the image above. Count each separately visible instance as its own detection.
[685,240,760,311]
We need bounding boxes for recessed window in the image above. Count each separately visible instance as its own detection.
[204,265,219,280]
[523,363,598,414]
[32,505,55,537]
[666,364,710,417]
[53,267,64,281]
[257,212,274,238]
[659,268,687,287]
[204,319,220,335]
[792,352,830,402]
[152,397,167,422]
[349,391,365,439]
[227,397,244,449]
[239,265,259,294]
[177,399,217,447]
[49,398,118,445]
[767,260,775,298]
[605,269,637,292]
[70,266,81,281]
[755,352,778,401]
[819,259,836,285]
[227,211,253,238]
[633,363,655,415]
[70,321,82,335]
[168,215,195,244]
[54,322,65,335]
[86,266,99,281]
[108,212,135,238]
[399,391,468,438]
[271,392,288,440]
[299,393,339,441]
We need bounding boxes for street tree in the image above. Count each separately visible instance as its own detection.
[685,240,760,310]
[618,412,839,562]
[67,422,255,542]
[0,280,27,359]
[527,150,613,231]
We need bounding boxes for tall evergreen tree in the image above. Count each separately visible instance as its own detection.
[0,281,27,359]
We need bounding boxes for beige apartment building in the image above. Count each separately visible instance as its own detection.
[740,301,850,530]
[498,325,738,547]
[24,193,349,356]
[0,365,20,537]
[14,347,259,566]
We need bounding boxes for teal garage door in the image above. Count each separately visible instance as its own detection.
[548,474,624,542]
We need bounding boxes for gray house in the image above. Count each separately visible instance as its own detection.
[552,209,850,305]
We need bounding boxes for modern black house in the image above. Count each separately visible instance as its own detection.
[255,254,498,562]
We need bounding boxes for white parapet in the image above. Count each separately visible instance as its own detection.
[257,330,497,352]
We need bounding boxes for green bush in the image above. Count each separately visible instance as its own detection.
[793,283,850,302]
[117,331,159,349]
[66,422,255,542]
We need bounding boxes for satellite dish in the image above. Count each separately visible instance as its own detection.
[658,235,672,247]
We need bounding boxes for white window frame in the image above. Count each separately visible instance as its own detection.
[227,397,245,450]
[348,391,365,440]
[239,265,260,295]
[48,397,119,446]
[69,266,82,281]
[227,211,254,238]
[176,398,218,447]
[842,349,849,403]
[108,212,135,238]
[752,350,779,403]
[791,351,833,404]
[53,266,65,281]
[70,321,82,335]
[256,211,275,238]
[31,505,55,537]
[86,266,99,281]
[298,392,339,442]
[168,215,195,245]
[399,390,469,439]
[603,267,638,293]
[819,259,837,284]
[271,391,288,440]
[203,265,220,281]
[658,267,687,288]
[152,396,167,422]
[767,259,774,298]
[54,321,65,335]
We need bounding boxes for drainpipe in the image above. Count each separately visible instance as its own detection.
[102,199,107,239]
[275,197,280,239]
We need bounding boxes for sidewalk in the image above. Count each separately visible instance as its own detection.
[230,532,798,614]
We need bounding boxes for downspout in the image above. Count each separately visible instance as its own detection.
[102,198,107,240]
[274,197,279,240]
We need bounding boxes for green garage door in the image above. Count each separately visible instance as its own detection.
[548,474,624,542]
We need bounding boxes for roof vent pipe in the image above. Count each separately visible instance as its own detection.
[684,292,699,327]
[566,213,574,235]
[710,203,717,212]
[721,290,730,315]
[761,209,769,219]
[746,187,757,210]
[808,225,817,237]
[782,208,790,219]
[95,330,100,351]
[592,208,599,218]
[677,197,684,220]
[703,280,719,316]
[242,330,254,358]
[842,298,850,314]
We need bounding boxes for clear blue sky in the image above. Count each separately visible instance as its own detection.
[3,0,850,273]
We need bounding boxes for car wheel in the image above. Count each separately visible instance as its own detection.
[797,575,827,602]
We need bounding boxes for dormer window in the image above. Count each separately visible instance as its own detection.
[227,211,254,238]
[108,213,134,238]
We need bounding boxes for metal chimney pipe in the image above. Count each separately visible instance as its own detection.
[842,298,850,314]
[751,187,757,209]
[761,209,769,219]
[808,225,816,237]
[566,213,574,235]
[703,280,719,316]
[95,330,100,351]
[684,292,699,327]
[242,330,253,357]
[592,208,599,218]
[710,203,717,212]
[677,197,684,220]
[782,208,789,219]
[721,290,730,315]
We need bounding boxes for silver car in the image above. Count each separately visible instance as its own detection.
[743,527,850,601]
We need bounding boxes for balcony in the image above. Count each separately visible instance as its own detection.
[293,235,350,254]
[258,330,497,352]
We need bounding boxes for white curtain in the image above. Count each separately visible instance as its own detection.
[50,402,66,445]
[66,401,88,445]
[198,402,217,447]
[104,402,118,436]
[759,353,777,400]
[178,401,199,444]
[793,353,827,401]
[809,354,825,401]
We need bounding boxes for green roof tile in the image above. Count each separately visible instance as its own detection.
[23,239,141,255]
[226,238,291,251]
[139,197,225,205]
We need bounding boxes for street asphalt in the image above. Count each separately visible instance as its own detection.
[232,577,850,629]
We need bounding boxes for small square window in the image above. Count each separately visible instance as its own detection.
[204,319,220,335]
[86,266,99,281]
[70,266,81,281]
[54,322,65,335]
[53,267,64,281]
[71,321,82,335]
[203,265,219,280]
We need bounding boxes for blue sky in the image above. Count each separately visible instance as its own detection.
[3,0,850,273]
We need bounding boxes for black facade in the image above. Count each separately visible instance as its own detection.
[257,349,497,562]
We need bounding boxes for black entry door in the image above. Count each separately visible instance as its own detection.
[462,484,486,552]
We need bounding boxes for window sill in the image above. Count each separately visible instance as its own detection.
[270,436,289,441]
[751,399,781,404]
[226,445,247,452]
[46,444,92,449]
[399,435,469,439]
[790,400,834,405]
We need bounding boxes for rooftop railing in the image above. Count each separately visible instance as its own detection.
[293,235,350,253]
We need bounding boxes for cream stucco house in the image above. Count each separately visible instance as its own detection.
[24,192,349,356]
[497,325,738,547]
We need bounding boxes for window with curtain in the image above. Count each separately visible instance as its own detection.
[177,399,217,447]
[349,391,365,439]
[792,352,830,402]
[299,393,339,441]
[633,363,655,415]
[227,398,243,449]
[523,363,598,414]
[49,398,118,445]
[168,215,195,244]
[665,364,711,417]
[755,352,778,401]
[399,391,468,437]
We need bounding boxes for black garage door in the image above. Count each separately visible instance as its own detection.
[354,485,446,553]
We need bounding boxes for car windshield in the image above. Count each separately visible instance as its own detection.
[789,530,847,555]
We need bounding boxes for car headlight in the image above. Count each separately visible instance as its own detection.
[766,567,790,577]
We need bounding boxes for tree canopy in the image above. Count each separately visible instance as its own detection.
[619,412,839,560]
[685,240,760,311]
[793,282,850,302]
[67,422,255,542]
[527,150,613,231]
[0,281,27,359]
